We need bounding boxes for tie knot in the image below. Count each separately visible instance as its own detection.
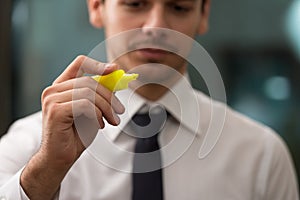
[131,105,167,139]
[131,113,151,127]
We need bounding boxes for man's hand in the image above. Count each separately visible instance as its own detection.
[20,55,125,200]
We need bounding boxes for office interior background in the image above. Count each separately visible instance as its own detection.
[1,0,299,187]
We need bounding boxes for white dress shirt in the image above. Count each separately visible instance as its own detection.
[0,76,298,200]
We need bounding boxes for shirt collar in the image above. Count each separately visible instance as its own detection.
[103,75,202,142]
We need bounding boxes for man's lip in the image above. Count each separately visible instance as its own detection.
[139,48,170,53]
[136,48,170,60]
[137,48,170,60]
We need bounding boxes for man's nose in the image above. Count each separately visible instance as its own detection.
[142,5,169,38]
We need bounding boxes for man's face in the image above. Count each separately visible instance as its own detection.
[89,0,209,81]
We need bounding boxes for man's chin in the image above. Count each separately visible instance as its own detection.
[128,63,182,85]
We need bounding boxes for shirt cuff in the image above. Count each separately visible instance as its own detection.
[0,168,60,200]
[0,167,28,200]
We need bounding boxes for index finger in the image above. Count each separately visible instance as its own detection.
[53,55,119,84]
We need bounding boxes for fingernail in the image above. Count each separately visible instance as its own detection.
[105,63,117,69]
[112,99,125,114]
[118,104,125,114]
[114,114,120,125]
[104,64,112,69]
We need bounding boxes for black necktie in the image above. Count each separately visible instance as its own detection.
[131,106,166,200]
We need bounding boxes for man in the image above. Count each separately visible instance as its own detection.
[0,0,298,199]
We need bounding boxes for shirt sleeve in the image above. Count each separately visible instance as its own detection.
[259,129,299,200]
[0,168,29,200]
[0,168,60,200]
[0,112,43,200]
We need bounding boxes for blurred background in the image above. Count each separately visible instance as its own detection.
[1,0,299,187]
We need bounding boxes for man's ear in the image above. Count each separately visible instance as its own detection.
[198,0,211,35]
[87,0,104,28]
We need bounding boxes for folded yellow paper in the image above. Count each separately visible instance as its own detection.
[93,69,139,92]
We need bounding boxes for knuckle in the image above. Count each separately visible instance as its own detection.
[47,103,60,120]
[80,88,94,100]
[75,55,86,63]
[82,76,93,84]
[42,93,58,113]
[41,86,54,101]
[80,99,92,109]
[42,95,53,109]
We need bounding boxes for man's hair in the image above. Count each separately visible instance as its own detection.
[101,0,207,13]
[102,0,207,12]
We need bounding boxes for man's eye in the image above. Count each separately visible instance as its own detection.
[173,5,190,12]
[124,1,145,8]
[169,3,192,13]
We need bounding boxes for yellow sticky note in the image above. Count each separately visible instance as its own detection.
[93,69,139,92]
